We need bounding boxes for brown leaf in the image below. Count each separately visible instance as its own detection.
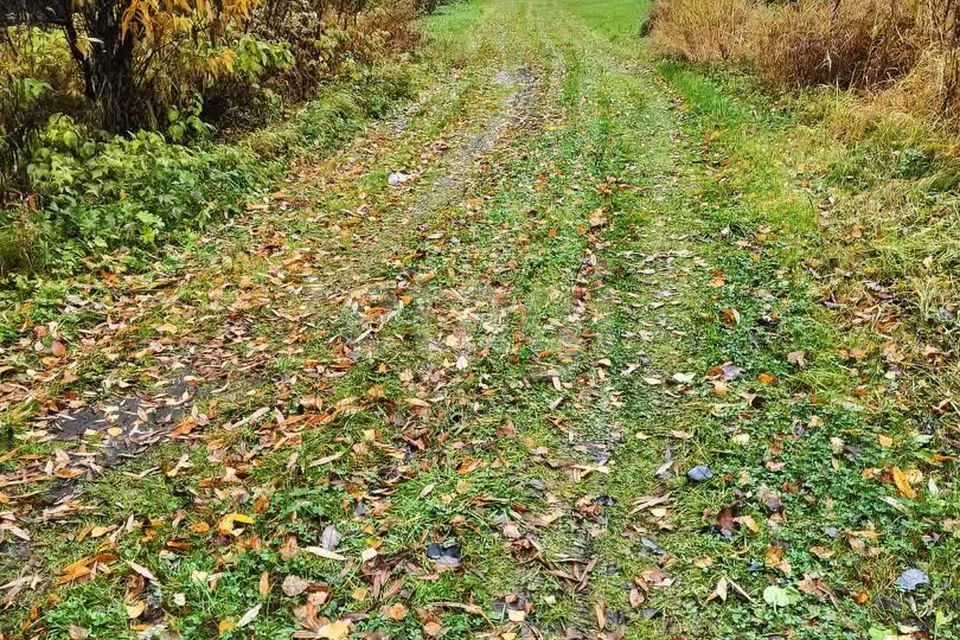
[797,576,833,601]
[787,351,807,369]
[457,458,483,475]
[722,307,741,326]
[706,577,728,603]
[810,545,833,559]
[733,515,758,533]
[594,601,606,630]
[764,545,784,568]
[716,505,736,535]
[280,535,299,561]
[384,603,408,621]
[127,561,158,583]
[298,620,350,640]
[282,575,311,597]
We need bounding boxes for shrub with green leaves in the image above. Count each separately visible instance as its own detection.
[0,61,417,278]
[23,115,268,267]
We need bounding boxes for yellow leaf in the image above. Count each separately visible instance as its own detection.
[315,621,351,640]
[218,620,235,635]
[217,513,254,536]
[594,601,605,630]
[892,466,916,499]
[734,515,759,533]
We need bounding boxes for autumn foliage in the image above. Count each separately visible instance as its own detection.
[0,0,431,190]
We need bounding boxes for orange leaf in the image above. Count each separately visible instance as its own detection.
[457,459,483,475]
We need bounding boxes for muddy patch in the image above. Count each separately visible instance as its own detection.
[424,67,539,205]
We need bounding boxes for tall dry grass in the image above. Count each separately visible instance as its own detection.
[650,0,960,123]
[646,0,751,63]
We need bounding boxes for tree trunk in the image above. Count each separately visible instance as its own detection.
[78,1,141,131]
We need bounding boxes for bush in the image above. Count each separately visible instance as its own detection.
[252,0,423,102]
[0,59,416,277]
[0,28,86,195]
[0,0,439,279]
[22,115,267,267]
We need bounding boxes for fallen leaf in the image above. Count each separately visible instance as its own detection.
[217,513,255,537]
[734,515,759,533]
[457,459,482,475]
[426,543,461,567]
[687,465,712,482]
[304,547,346,562]
[594,601,605,630]
[762,585,799,608]
[313,620,351,640]
[896,568,930,592]
[722,308,740,326]
[127,561,158,583]
[892,466,917,499]
[125,601,145,619]
[507,609,526,622]
[321,525,341,551]
[282,575,310,597]
[787,351,807,368]
[706,577,728,603]
[309,452,345,468]
[68,625,89,639]
[237,604,261,628]
[384,602,407,620]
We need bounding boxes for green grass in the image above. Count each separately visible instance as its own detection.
[2,0,959,639]
[653,34,960,640]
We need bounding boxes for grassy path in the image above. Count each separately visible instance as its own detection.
[1,1,958,639]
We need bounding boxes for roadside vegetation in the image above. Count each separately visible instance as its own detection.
[0,0,438,279]
[648,0,960,636]
[650,0,960,121]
